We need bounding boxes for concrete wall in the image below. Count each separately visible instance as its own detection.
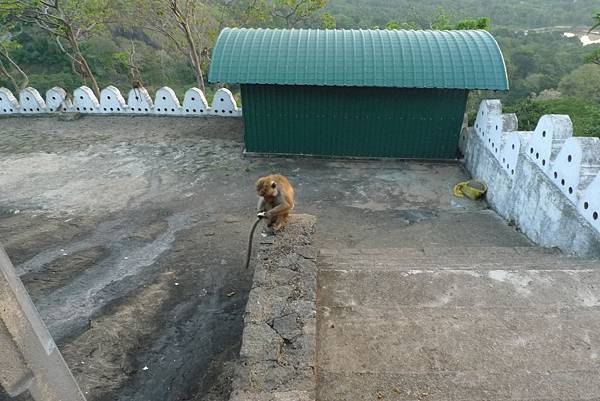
[0,86,241,116]
[0,247,86,401]
[230,214,317,401]
[462,100,600,257]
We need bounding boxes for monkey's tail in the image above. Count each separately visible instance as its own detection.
[245,217,263,269]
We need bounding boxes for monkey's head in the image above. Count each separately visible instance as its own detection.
[256,177,278,198]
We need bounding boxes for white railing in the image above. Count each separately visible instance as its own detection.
[472,99,600,234]
[0,85,241,116]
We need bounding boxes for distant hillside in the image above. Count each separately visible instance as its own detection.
[327,0,599,29]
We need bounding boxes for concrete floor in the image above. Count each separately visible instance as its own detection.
[317,248,600,400]
[315,175,600,400]
[0,115,538,401]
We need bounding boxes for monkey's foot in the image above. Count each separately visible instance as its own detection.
[272,222,286,232]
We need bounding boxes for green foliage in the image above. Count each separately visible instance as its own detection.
[326,0,598,29]
[321,12,336,28]
[1,0,599,120]
[591,10,600,31]
[455,17,490,30]
[493,29,592,104]
[384,20,418,30]
[234,0,329,28]
[585,48,600,65]
[558,64,600,103]
[505,97,600,137]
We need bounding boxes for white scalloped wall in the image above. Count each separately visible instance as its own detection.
[0,87,18,114]
[469,99,600,236]
[127,87,153,113]
[499,132,531,177]
[0,85,242,117]
[100,86,127,113]
[46,87,69,112]
[525,115,573,174]
[73,86,100,113]
[211,88,240,116]
[19,87,46,113]
[474,99,501,141]
[579,174,600,233]
[550,137,600,203]
[182,88,209,115]
[154,87,182,115]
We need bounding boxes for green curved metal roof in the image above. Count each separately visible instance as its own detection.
[208,28,508,90]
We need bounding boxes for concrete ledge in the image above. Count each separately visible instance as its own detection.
[230,214,317,401]
[463,127,600,257]
[0,246,86,401]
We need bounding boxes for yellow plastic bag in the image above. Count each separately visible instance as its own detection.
[453,180,487,200]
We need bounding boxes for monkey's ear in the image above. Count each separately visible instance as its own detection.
[271,181,277,189]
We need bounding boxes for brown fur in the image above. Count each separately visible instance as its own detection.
[256,174,295,231]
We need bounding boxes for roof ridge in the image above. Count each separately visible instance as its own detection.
[208,28,509,90]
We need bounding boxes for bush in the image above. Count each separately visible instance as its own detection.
[505,97,600,137]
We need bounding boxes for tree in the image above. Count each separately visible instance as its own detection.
[590,11,600,32]
[587,11,600,65]
[0,17,29,91]
[455,17,490,30]
[585,48,600,66]
[1,0,112,98]
[128,0,217,92]
[223,0,329,28]
[321,12,335,29]
[429,9,489,31]
[270,0,327,28]
[384,20,418,30]
[558,64,600,103]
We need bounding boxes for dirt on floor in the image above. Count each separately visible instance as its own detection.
[0,115,530,401]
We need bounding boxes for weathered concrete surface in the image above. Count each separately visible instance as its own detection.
[231,214,317,401]
[317,247,600,400]
[0,247,85,401]
[463,127,600,257]
[0,115,532,400]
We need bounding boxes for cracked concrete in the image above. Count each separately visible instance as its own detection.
[0,114,534,401]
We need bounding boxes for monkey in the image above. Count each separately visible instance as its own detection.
[244,174,295,269]
[255,174,295,232]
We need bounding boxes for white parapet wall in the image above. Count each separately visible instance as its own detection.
[0,87,19,114]
[463,99,600,257]
[46,87,71,112]
[0,85,241,117]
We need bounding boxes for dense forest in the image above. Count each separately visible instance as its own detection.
[1,0,599,135]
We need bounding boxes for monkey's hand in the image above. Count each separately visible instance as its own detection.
[257,212,266,219]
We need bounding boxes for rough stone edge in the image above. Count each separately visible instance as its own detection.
[230,214,317,401]
[463,127,600,257]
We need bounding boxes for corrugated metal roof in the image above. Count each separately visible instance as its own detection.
[208,28,509,90]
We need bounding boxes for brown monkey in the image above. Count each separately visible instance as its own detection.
[256,174,295,231]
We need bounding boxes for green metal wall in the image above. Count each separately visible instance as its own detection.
[241,84,468,159]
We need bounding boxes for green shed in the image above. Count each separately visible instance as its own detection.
[209,28,508,159]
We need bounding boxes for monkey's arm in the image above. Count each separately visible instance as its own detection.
[265,193,292,217]
[257,197,267,212]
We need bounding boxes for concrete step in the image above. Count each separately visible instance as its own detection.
[316,246,600,400]
[318,246,599,271]
[317,309,600,395]
[319,267,600,311]
[317,370,600,401]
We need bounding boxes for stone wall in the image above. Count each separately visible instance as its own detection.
[230,214,317,401]
[462,100,600,257]
[0,85,241,117]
